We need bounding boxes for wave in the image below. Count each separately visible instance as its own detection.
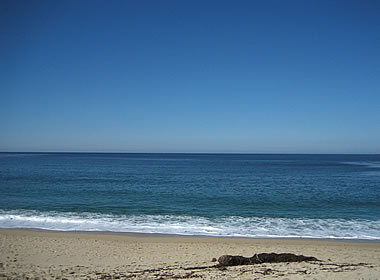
[342,161,380,168]
[0,209,380,240]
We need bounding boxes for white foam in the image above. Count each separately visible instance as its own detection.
[0,209,380,240]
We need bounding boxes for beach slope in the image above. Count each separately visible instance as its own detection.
[1,229,380,279]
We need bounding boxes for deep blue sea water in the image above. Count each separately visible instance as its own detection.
[1,153,380,239]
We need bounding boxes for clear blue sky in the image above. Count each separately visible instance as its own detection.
[1,0,379,153]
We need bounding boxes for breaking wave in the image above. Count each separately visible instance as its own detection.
[1,209,379,240]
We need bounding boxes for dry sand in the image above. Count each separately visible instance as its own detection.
[1,229,379,279]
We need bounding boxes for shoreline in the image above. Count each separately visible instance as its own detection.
[1,228,380,279]
[2,226,380,243]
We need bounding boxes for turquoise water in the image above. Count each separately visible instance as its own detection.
[0,153,379,239]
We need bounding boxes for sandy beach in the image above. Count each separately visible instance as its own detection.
[0,229,379,279]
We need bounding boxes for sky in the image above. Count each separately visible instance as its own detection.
[1,0,379,154]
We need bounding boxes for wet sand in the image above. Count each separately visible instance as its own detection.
[1,229,380,279]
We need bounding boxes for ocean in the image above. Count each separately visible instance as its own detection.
[0,153,379,240]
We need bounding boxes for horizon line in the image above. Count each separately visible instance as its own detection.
[0,151,378,155]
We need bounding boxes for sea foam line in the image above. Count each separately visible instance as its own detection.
[0,209,380,240]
